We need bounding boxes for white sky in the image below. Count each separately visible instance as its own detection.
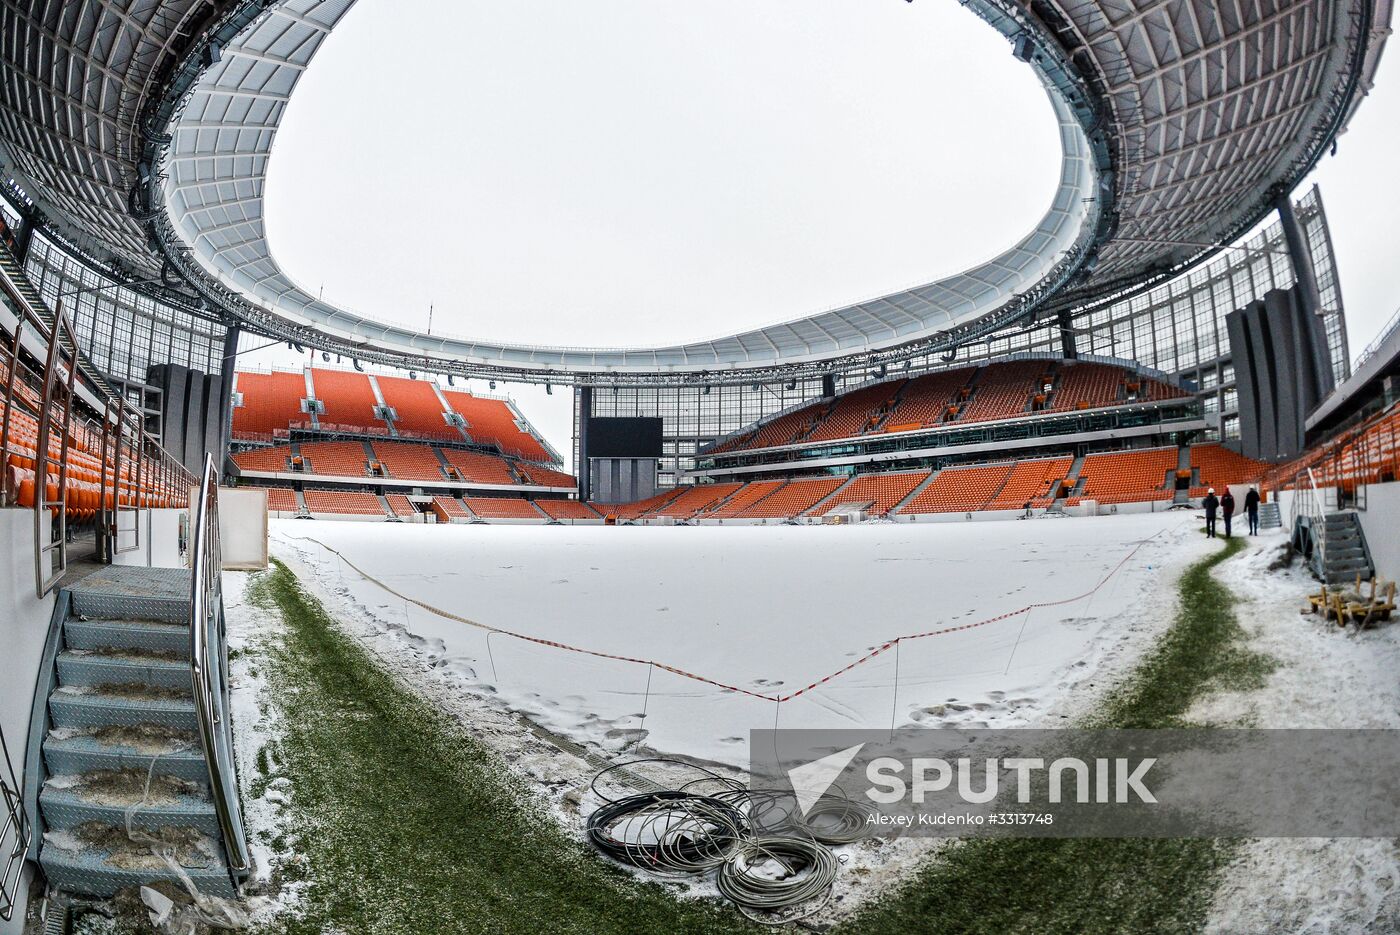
[251,0,1400,468]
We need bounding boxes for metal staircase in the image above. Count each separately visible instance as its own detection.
[1258,502,1282,529]
[1314,513,1374,584]
[24,457,248,900]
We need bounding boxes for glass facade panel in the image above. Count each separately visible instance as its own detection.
[22,234,226,385]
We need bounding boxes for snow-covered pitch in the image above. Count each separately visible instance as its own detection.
[270,513,1211,765]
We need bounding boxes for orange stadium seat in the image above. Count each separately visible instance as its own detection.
[431,496,471,519]
[957,360,1046,424]
[514,462,577,487]
[1044,363,1124,413]
[883,367,976,429]
[231,445,291,473]
[590,489,686,521]
[262,487,300,513]
[385,493,419,517]
[710,400,831,454]
[439,447,519,485]
[805,381,906,442]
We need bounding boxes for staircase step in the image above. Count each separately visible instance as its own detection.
[64,619,188,655]
[43,733,207,783]
[69,567,191,623]
[40,781,217,835]
[40,837,234,899]
[1326,546,1367,560]
[49,690,198,732]
[56,651,191,693]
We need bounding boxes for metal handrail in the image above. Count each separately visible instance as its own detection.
[189,453,250,879]
[0,724,29,922]
[3,253,195,591]
[1297,466,1327,573]
[33,301,77,597]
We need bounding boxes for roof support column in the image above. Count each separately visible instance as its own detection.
[11,203,40,263]
[1273,189,1335,395]
[575,386,592,502]
[1057,308,1078,359]
[218,324,241,477]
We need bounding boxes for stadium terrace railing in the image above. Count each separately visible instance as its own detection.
[1262,399,1400,503]
[1353,305,1400,374]
[0,720,27,921]
[189,453,250,879]
[1,256,195,597]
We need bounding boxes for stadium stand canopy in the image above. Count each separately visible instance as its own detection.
[0,0,1390,383]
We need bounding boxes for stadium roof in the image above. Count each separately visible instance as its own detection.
[0,0,1392,382]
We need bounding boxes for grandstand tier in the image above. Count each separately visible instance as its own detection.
[708,359,1192,455]
[232,367,561,467]
[232,441,574,490]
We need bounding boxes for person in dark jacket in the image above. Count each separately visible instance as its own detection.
[1203,488,1219,538]
[1221,489,1236,537]
[1245,487,1261,535]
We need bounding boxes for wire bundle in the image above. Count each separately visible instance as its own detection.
[585,758,863,924]
[716,836,840,921]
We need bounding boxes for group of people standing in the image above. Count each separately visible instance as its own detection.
[1203,486,1261,538]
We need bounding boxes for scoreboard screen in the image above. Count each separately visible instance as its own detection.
[586,417,663,458]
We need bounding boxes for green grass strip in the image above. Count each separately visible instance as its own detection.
[246,559,755,935]
[839,535,1268,935]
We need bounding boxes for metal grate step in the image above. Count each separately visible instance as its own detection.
[40,842,235,900]
[68,567,191,623]
[39,782,216,835]
[48,691,198,733]
[43,734,206,784]
[64,619,188,655]
[56,651,192,693]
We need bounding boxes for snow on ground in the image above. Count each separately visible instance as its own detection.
[1201,533,1400,935]
[222,570,308,923]
[268,512,1208,767]
[226,513,1400,927]
[254,511,1218,919]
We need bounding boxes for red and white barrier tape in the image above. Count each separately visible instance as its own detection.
[284,525,1168,705]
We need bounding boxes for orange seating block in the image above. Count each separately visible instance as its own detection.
[734,477,846,518]
[535,499,599,520]
[810,471,928,516]
[376,375,452,437]
[232,371,307,435]
[463,497,543,519]
[1077,448,1177,504]
[302,489,385,515]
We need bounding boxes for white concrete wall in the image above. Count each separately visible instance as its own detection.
[1356,481,1400,580]
[0,510,56,934]
[111,509,187,570]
